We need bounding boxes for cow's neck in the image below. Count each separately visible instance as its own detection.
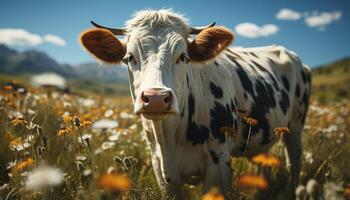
[140,70,190,180]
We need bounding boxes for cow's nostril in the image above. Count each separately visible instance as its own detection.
[164,94,172,104]
[165,177,171,183]
[141,92,149,103]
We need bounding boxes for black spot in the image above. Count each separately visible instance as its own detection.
[233,60,254,97]
[252,60,268,73]
[295,84,301,97]
[242,78,276,145]
[298,112,302,119]
[186,94,210,145]
[186,74,190,89]
[210,102,234,143]
[244,92,248,99]
[188,93,195,119]
[214,61,219,66]
[250,52,259,58]
[301,90,310,124]
[267,58,275,65]
[301,69,306,83]
[279,90,290,115]
[209,150,219,164]
[248,64,257,72]
[281,76,290,91]
[209,82,223,99]
[187,122,210,145]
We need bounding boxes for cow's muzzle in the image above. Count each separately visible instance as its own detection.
[134,88,179,120]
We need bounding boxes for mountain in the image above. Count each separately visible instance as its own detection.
[75,62,128,83]
[0,44,128,83]
[0,44,75,78]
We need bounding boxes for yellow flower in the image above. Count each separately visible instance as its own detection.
[63,114,76,124]
[13,158,34,172]
[3,85,13,91]
[9,137,22,148]
[237,174,268,190]
[242,117,258,126]
[251,153,281,168]
[80,120,92,128]
[274,127,290,137]
[97,173,132,192]
[201,188,225,200]
[344,184,350,199]
[57,127,71,136]
[10,118,28,126]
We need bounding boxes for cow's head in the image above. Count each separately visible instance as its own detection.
[80,10,233,120]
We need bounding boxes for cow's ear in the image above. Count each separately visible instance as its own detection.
[188,27,233,62]
[79,28,126,64]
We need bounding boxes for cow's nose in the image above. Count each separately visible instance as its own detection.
[141,89,172,113]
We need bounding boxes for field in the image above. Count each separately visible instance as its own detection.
[0,65,349,200]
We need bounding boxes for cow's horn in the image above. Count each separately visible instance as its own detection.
[91,21,125,35]
[189,22,216,34]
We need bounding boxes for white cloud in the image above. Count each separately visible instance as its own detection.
[305,11,342,27]
[0,28,66,47]
[44,34,66,46]
[0,28,42,46]
[235,23,278,38]
[276,8,301,21]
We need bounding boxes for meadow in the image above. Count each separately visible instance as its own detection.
[0,69,349,200]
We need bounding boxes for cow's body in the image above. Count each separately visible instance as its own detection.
[80,10,311,198]
[142,45,311,196]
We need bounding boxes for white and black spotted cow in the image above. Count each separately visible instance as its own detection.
[79,10,311,198]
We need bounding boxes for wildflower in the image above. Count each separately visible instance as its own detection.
[219,127,238,139]
[237,174,268,190]
[97,173,131,192]
[9,137,22,147]
[251,153,280,168]
[242,117,257,126]
[25,166,64,190]
[73,117,81,127]
[108,132,121,141]
[344,184,350,199]
[104,109,114,118]
[201,187,225,200]
[10,118,28,126]
[101,141,116,150]
[63,114,75,124]
[306,179,320,199]
[274,127,290,137]
[3,85,13,91]
[295,185,306,200]
[13,158,34,172]
[92,119,119,130]
[80,120,92,128]
[57,127,71,136]
[78,134,92,144]
[76,155,87,161]
[31,73,66,89]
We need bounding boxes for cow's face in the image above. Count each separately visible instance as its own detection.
[80,11,233,120]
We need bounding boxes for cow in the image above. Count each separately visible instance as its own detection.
[79,9,311,198]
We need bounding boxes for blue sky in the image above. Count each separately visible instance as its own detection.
[0,0,349,67]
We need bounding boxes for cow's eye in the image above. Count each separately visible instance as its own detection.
[127,54,134,63]
[176,53,188,64]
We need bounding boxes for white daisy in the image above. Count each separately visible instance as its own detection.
[25,166,64,190]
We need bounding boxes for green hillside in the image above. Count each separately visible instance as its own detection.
[311,57,350,103]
